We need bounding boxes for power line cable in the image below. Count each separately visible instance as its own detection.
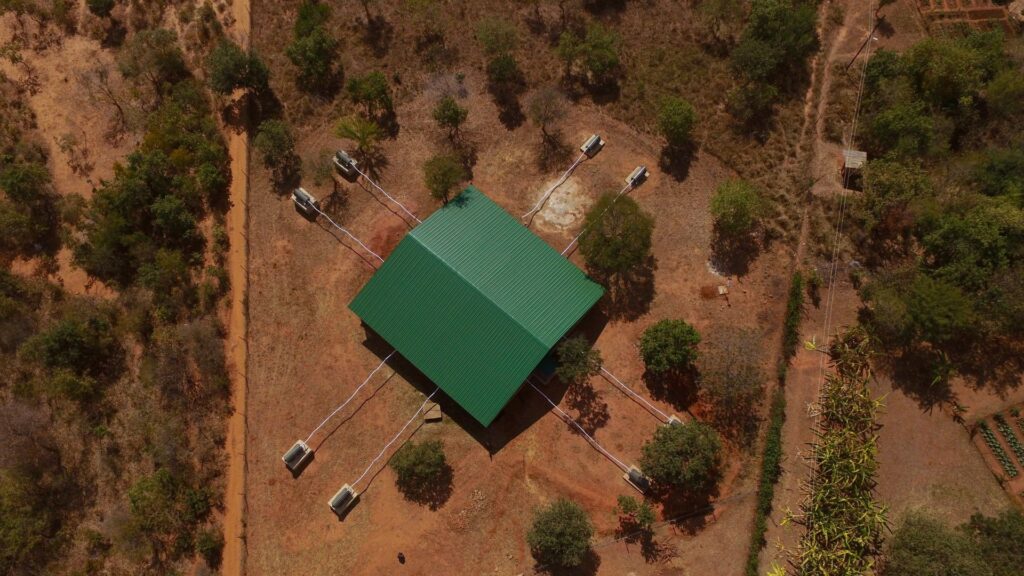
[599,366,671,423]
[523,151,588,221]
[308,202,385,263]
[304,351,396,444]
[352,165,423,224]
[528,380,630,473]
[351,388,439,488]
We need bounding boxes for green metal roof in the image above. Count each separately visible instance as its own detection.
[349,186,604,426]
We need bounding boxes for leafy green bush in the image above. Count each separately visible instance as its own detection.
[658,97,697,149]
[640,319,700,375]
[710,179,767,238]
[422,153,466,203]
[557,23,620,85]
[432,96,468,139]
[205,39,269,94]
[389,440,448,501]
[555,336,602,384]
[639,421,721,492]
[578,194,654,276]
[527,498,593,568]
[346,71,393,118]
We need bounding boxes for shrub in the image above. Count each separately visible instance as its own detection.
[195,527,224,568]
[286,27,339,90]
[475,18,517,56]
[389,440,447,496]
[346,71,393,118]
[578,194,654,276]
[639,421,722,492]
[640,319,700,375]
[744,388,786,576]
[658,97,697,149]
[432,96,468,138]
[253,119,297,182]
[205,39,269,94]
[422,153,466,203]
[614,495,655,539]
[557,23,620,85]
[555,336,602,384]
[710,179,766,238]
[526,498,593,568]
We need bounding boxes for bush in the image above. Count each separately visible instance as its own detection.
[744,388,786,576]
[639,421,721,492]
[614,495,655,540]
[475,18,517,56]
[555,336,602,384]
[432,96,468,139]
[658,97,697,149]
[640,319,700,375]
[710,179,766,238]
[389,440,447,497]
[0,470,56,573]
[557,23,620,85]
[205,39,269,94]
[578,194,653,276]
[294,0,329,37]
[422,153,466,203]
[346,71,393,118]
[195,527,224,568]
[253,119,297,182]
[286,27,339,90]
[526,498,593,568]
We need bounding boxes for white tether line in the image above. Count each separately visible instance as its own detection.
[308,203,385,263]
[599,366,671,423]
[304,351,396,444]
[353,165,423,224]
[528,380,630,473]
[561,182,634,256]
[351,388,439,488]
[522,151,588,219]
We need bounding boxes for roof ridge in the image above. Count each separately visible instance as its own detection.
[408,227,550,355]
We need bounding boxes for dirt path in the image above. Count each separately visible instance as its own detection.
[221,0,251,572]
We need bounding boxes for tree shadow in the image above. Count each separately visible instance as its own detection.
[537,132,572,172]
[583,0,628,16]
[395,461,454,511]
[534,549,602,576]
[564,379,610,435]
[496,92,525,129]
[586,79,621,106]
[589,256,657,322]
[362,16,393,58]
[100,19,127,48]
[708,227,760,277]
[659,143,695,182]
[642,369,698,411]
[655,485,719,535]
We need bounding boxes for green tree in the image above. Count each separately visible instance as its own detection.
[253,119,298,183]
[710,179,767,238]
[0,470,54,573]
[486,53,523,92]
[658,96,697,149]
[86,0,114,18]
[335,115,382,158]
[882,513,993,576]
[557,23,620,85]
[639,421,722,492]
[286,27,340,90]
[432,96,468,139]
[921,199,1024,292]
[986,69,1024,118]
[346,71,393,118]
[389,440,449,501]
[555,336,602,384]
[20,313,120,378]
[614,495,655,541]
[731,0,818,85]
[205,39,269,95]
[972,148,1024,205]
[640,319,700,375]
[526,498,593,568]
[422,153,466,203]
[293,0,329,37]
[579,194,654,275]
[475,17,517,56]
[118,29,188,98]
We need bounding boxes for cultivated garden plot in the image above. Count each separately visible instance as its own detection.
[972,407,1024,507]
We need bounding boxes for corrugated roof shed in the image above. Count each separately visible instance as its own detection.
[350,186,604,426]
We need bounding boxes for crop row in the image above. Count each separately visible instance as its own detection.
[979,421,1018,478]
[993,414,1024,466]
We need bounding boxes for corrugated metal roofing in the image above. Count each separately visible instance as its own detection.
[349,186,604,426]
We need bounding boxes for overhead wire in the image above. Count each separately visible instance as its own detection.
[351,388,440,489]
[599,366,671,423]
[528,380,630,473]
[307,202,385,263]
[304,351,396,445]
[561,181,634,256]
[522,151,589,221]
[352,165,423,224]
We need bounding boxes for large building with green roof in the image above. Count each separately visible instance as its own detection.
[349,186,604,426]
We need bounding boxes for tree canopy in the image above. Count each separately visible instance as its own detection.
[555,336,602,384]
[579,194,654,276]
[639,421,722,493]
[205,39,269,95]
[658,96,697,149]
[710,179,767,238]
[526,498,593,568]
[640,319,700,375]
[422,153,466,203]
